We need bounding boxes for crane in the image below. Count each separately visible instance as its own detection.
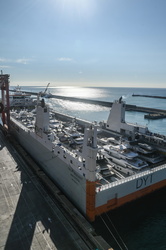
[41,83,51,97]
[43,82,50,95]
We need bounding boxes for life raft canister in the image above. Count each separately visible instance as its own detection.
[0,103,4,113]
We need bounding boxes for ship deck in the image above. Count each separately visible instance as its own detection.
[10,108,166,187]
[0,130,102,250]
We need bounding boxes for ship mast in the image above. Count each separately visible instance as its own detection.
[82,125,98,221]
[35,98,50,136]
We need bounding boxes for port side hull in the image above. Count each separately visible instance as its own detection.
[10,124,86,215]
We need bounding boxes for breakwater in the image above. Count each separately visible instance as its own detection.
[132,94,166,99]
[42,93,166,117]
[9,90,166,119]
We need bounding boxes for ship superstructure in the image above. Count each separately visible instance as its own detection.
[8,96,166,221]
[9,85,37,107]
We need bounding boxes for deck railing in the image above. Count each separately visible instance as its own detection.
[96,164,166,192]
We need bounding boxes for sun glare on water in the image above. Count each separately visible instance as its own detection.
[52,86,103,99]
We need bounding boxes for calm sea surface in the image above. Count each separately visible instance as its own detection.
[18,86,166,135]
[11,86,166,250]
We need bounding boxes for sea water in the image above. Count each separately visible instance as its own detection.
[10,86,166,249]
[18,86,166,135]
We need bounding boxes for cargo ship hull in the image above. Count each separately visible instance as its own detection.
[95,167,166,216]
[10,116,166,221]
[10,118,87,214]
[7,96,166,221]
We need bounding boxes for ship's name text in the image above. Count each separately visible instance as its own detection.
[136,174,153,189]
[68,166,83,183]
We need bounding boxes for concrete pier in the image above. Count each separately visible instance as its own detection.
[0,130,112,250]
[132,94,166,99]
[45,94,166,119]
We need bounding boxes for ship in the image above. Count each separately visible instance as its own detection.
[9,85,37,108]
[8,95,166,222]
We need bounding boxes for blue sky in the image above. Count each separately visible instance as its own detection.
[0,0,166,87]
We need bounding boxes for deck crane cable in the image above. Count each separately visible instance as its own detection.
[98,213,124,250]
[105,212,128,250]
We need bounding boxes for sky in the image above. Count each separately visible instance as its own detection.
[0,0,166,88]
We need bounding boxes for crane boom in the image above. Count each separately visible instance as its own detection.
[43,83,50,94]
